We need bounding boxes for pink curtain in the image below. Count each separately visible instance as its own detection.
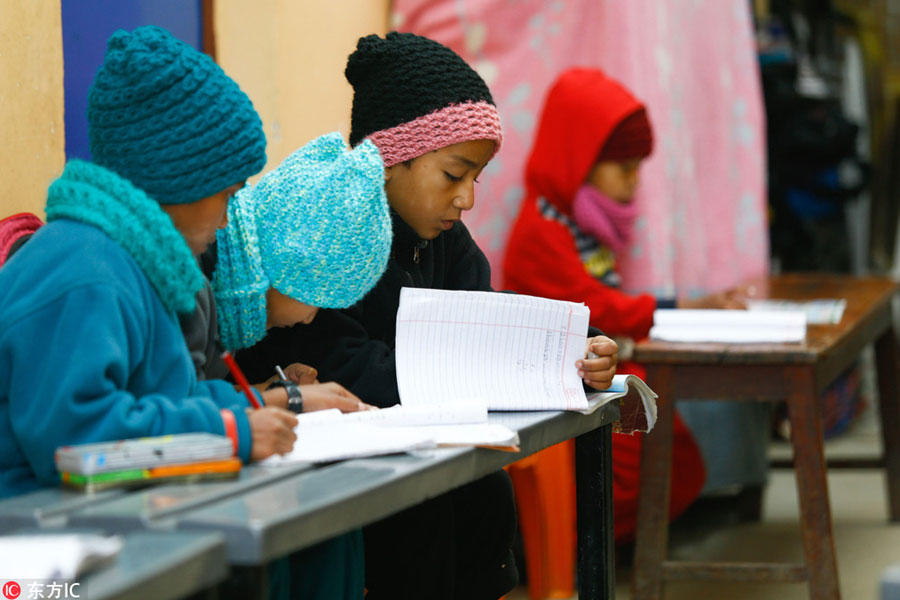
[392,0,769,295]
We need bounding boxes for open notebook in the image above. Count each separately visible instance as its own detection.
[396,287,592,411]
[262,422,437,465]
[395,288,657,429]
[263,402,520,465]
[267,288,659,465]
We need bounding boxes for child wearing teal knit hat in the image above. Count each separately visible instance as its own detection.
[207,131,389,600]
[0,25,295,494]
[213,132,392,351]
[0,25,367,600]
[88,25,267,205]
[0,23,307,487]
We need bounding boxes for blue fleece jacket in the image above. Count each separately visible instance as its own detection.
[0,220,253,499]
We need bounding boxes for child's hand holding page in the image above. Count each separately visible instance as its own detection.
[578,336,618,390]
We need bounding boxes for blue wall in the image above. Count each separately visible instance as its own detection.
[62,0,203,160]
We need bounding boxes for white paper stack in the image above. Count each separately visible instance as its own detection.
[746,298,846,325]
[650,309,807,343]
[0,534,123,580]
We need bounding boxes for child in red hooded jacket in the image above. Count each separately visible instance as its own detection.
[504,68,742,544]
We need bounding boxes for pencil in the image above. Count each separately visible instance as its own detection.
[222,351,263,410]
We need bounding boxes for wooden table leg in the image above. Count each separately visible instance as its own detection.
[786,366,840,599]
[633,365,675,600]
[875,326,900,521]
[576,423,615,600]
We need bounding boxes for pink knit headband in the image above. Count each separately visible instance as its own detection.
[366,101,503,167]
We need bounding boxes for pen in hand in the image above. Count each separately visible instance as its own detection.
[222,351,263,410]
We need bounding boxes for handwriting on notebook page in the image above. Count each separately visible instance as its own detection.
[395,288,591,411]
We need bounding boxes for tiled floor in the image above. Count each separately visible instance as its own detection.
[508,391,900,599]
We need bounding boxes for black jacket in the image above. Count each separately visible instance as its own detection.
[237,213,492,407]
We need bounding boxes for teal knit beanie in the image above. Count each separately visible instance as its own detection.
[88,25,266,204]
[213,132,392,350]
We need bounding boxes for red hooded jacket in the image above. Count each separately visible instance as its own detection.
[503,68,657,338]
[503,69,705,545]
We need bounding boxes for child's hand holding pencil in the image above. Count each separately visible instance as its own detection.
[248,409,298,461]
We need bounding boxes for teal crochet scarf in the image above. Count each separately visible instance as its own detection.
[45,160,204,315]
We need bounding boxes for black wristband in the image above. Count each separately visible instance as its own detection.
[266,379,304,414]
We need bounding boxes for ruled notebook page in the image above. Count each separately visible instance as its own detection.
[396,288,591,411]
[283,403,515,449]
[341,400,487,426]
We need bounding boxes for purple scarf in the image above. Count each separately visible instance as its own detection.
[571,184,638,254]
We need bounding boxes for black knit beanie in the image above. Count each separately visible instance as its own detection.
[345,32,502,166]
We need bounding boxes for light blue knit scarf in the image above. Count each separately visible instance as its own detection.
[213,186,269,351]
[45,160,204,315]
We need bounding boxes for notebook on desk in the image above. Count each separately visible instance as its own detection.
[268,287,660,466]
[395,287,657,429]
[277,402,521,452]
[649,309,807,343]
[396,287,592,411]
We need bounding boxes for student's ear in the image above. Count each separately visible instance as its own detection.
[384,165,394,183]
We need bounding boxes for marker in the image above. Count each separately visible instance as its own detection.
[275,365,288,381]
[222,351,263,410]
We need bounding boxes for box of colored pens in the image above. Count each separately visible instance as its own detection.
[55,433,240,492]
[60,458,241,492]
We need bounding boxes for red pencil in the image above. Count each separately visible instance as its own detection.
[221,351,263,410]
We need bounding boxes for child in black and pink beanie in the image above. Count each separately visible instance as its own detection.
[237,32,620,600]
[346,32,503,168]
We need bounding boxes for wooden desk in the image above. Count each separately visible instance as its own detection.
[632,273,900,600]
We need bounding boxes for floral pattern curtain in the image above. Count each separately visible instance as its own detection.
[392,0,769,295]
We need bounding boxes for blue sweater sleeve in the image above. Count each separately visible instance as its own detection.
[3,284,251,484]
[197,379,252,411]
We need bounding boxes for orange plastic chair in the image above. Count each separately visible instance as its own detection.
[506,440,576,600]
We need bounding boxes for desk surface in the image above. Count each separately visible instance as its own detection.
[82,531,227,600]
[0,461,312,533]
[634,273,898,367]
[0,488,124,532]
[65,406,619,565]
